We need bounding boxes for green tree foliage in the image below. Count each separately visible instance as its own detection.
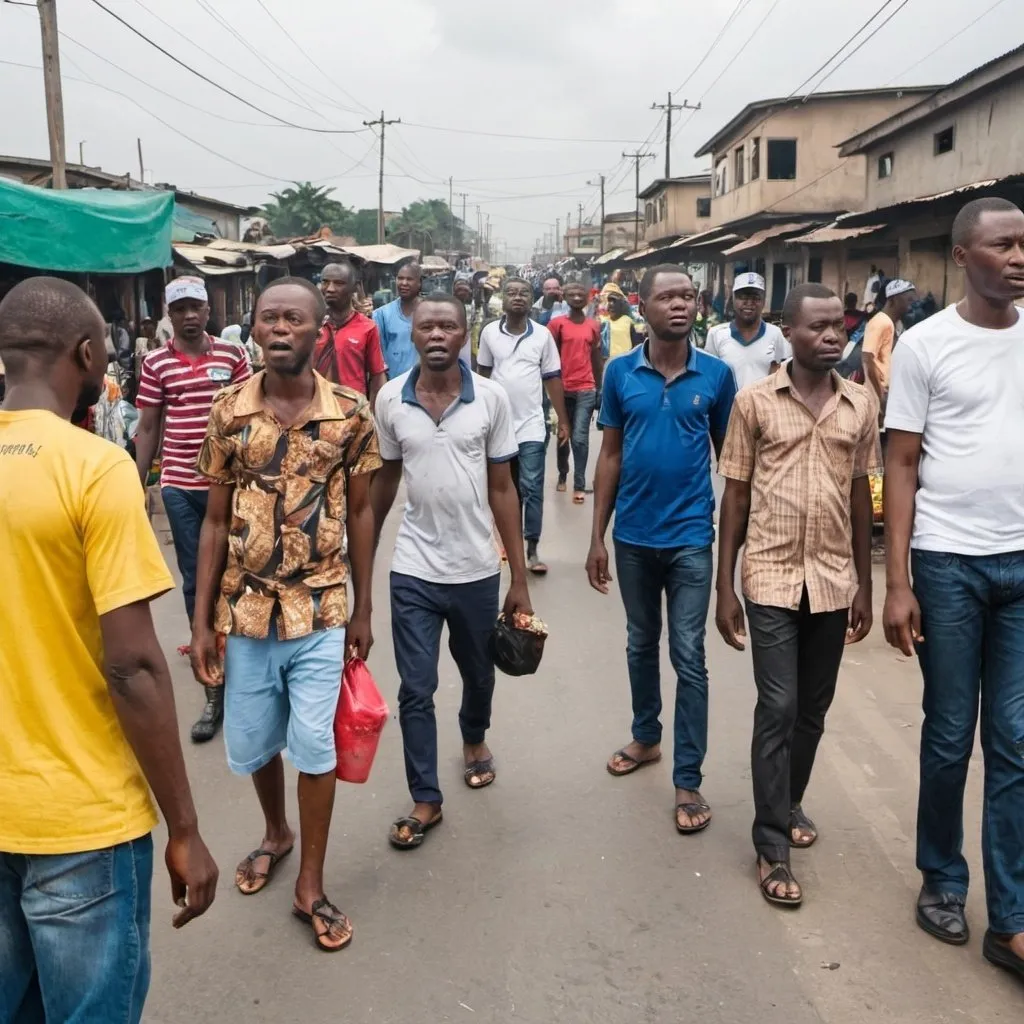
[387,199,464,254]
[262,182,351,239]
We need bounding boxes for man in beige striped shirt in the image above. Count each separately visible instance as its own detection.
[715,283,881,909]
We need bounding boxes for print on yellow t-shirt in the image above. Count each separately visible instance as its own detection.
[0,409,173,854]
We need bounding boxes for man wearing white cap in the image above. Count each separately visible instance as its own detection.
[863,279,916,416]
[705,273,791,390]
[135,276,251,743]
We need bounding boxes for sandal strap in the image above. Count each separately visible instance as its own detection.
[762,861,796,886]
[391,816,425,834]
[464,759,494,776]
[677,801,711,815]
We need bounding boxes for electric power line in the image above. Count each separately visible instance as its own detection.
[671,0,757,96]
[399,121,650,144]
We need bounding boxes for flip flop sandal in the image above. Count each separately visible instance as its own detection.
[388,812,443,850]
[758,859,803,908]
[606,748,662,777]
[789,805,818,848]
[556,480,567,492]
[675,799,713,835]
[235,845,293,896]
[983,930,1024,980]
[464,759,496,789]
[292,896,353,953]
[572,492,586,504]
[527,554,549,575]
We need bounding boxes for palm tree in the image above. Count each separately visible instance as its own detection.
[262,182,351,239]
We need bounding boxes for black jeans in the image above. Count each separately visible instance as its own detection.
[746,589,848,862]
[556,390,596,491]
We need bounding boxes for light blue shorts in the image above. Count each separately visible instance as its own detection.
[223,627,345,776]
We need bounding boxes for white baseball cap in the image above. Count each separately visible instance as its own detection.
[885,279,916,299]
[166,276,208,305]
[733,272,766,294]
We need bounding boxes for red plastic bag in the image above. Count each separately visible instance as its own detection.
[334,657,389,784]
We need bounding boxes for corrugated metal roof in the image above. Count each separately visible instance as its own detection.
[685,232,741,250]
[787,223,887,245]
[206,238,295,259]
[722,222,812,255]
[591,247,628,265]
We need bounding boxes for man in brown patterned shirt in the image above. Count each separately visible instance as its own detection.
[190,277,381,953]
[716,283,881,910]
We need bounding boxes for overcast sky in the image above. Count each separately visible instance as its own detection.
[2,0,1022,258]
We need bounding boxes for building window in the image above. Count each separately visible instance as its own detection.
[734,146,745,188]
[808,257,823,283]
[659,195,668,221]
[878,152,894,179]
[766,139,797,180]
[750,138,760,180]
[696,197,711,218]
[645,202,655,226]
[714,158,729,196]
[934,126,955,155]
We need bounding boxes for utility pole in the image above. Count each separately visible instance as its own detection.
[137,137,144,184]
[363,110,401,244]
[588,175,606,252]
[447,175,454,254]
[622,149,655,249]
[476,206,482,258]
[78,140,85,166]
[485,214,491,262]
[566,211,572,254]
[37,0,67,189]
[555,218,560,258]
[577,202,584,240]
[651,92,700,179]
[455,191,468,255]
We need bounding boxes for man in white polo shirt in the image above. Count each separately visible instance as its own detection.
[883,197,1024,979]
[371,294,534,851]
[478,277,570,574]
[705,272,790,389]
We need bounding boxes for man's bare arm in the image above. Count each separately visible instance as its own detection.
[369,460,403,547]
[134,405,162,486]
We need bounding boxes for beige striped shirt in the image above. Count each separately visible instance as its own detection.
[719,367,882,613]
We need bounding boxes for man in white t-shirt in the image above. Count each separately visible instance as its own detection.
[883,196,1024,979]
[705,273,791,390]
[370,295,534,851]
[478,277,570,574]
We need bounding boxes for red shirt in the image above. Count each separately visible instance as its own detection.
[314,311,387,394]
[549,315,601,393]
[136,336,251,489]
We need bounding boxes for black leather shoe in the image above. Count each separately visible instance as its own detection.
[190,685,223,744]
[983,930,1024,980]
[916,887,969,945]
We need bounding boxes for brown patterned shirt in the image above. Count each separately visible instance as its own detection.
[197,371,382,639]
[719,366,881,614]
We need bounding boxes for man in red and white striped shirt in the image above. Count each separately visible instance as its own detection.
[135,277,250,743]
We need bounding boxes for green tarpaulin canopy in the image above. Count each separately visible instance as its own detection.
[0,176,173,273]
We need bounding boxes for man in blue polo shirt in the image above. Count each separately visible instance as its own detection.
[586,264,736,835]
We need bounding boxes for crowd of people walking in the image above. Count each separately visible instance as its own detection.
[1,196,1023,1021]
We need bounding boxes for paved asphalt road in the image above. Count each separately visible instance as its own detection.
[144,449,1021,1023]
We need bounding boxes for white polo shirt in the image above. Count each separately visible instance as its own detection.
[477,316,561,444]
[886,304,1024,555]
[705,320,790,390]
[375,363,519,584]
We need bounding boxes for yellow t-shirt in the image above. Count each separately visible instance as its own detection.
[0,410,173,854]
[862,311,895,396]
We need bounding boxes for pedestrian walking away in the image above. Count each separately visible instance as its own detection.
[716,282,880,908]
[190,276,381,953]
[315,261,388,406]
[862,277,917,421]
[371,294,534,850]
[374,262,423,380]
[0,278,217,1023]
[477,276,570,574]
[704,272,791,389]
[883,197,1024,978]
[587,264,736,835]
[550,281,604,503]
[134,276,251,743]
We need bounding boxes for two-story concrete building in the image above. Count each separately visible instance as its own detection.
[638,174,712,242]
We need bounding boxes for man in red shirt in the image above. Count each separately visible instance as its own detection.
[549,281,604,503]
[135,277,250,743]
[315,262,387,406]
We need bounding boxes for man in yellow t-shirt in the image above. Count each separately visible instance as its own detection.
[862,278,916,417]
[0,278,218,1024]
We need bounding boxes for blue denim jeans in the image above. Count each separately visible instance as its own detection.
[912,549,1024,934]
[0,835,154,1024]
[511,440,546,543]
[161,486,209,623]
[556,389,597,492]
[613,541,713,790]
[391,572,500,805]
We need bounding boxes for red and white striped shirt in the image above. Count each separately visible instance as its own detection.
[137,336,250,489]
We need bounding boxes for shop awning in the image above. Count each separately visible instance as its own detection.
[591,247,627,265]
[787,223,887,245]
[0,176,173,273]
[722,222,813,255]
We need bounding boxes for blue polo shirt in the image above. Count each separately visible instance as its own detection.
[373,299,416,380]
[598,342,736,549]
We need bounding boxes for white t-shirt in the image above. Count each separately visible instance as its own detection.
[374,366,519,584]
[705,321,790,390]
[885,304,1024,555]
[477,317,561,444]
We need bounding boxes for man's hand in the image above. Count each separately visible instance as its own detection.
[883,583,923,656]
[346,609,374,662]
[165,830,219,929]
[502,579,533,619]
[189,627,224,687]
[846,584,873,645]
[715,587,747,650]
[556,418,570,447]
[585,539,612,594]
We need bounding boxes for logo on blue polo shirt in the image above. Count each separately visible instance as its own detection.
[692,394,702,406]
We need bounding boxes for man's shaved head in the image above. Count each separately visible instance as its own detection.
[321,261,358,283]
[0,276,103,378]
[952,196,1022,248]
